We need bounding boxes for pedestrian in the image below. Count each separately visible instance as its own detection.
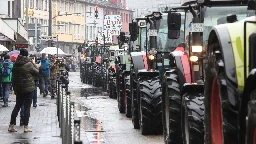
[40,53,50,97]
[1,54,13,107]
[8,48,39,132]
[49,55,57,99]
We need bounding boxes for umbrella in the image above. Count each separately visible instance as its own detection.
[0,44,9,52]
[8,50,20,55]
[10,54,19,62]
[40,47,65,55]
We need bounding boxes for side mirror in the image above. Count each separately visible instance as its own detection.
[167,11,181,39]
[129,22,138,41]
[119,32,126,42]
[226,14,238,23]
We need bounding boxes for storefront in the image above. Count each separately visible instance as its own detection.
[0,18,16,50]
[1,18,28,50]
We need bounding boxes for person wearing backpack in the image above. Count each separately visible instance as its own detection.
[40,53,50,97]
[1,55,13,107]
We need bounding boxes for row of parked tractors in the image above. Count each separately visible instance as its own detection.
[80,0,256,144]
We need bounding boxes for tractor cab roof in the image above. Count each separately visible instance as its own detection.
[182,0,248,6]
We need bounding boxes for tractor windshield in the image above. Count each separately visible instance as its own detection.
[158,14,185,52]
[203,6,254,47]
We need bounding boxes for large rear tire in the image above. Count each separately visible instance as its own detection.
[204,42,238,144]
[182,93,204,144]
[139,77,163,135]
[125,78,132,118]
[163,69,182,144]
[246,100,256,144]
[132,78,140,129]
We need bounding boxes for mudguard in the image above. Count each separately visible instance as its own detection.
[181,83,204,96]
[96,56,101,64]
[208,25,240,106]
[170,51,190,87]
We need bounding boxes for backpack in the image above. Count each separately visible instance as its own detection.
[2,61,11,77]
[40,59,50,77]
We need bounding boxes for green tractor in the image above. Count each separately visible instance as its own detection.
[108,45,127,99]
[160,0,255,144]
[203,1,256,144]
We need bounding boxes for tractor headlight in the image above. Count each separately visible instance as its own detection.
[190,56,198,62]
[192,46,203,52]
[148,55,155,60]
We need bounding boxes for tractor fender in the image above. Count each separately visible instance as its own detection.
[138,69,159,78]
[208,25,239,107]
[96,56,101,64]
[181,83,204,97]
[170,51,190,87]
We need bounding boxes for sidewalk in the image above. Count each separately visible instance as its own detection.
[0,92,61,144]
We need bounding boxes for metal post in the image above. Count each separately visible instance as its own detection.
[35,20,38,51]
[25,0,28,30]
[48,0,52,46]
[70,101,75,144]
[62,85,66,144]
[74,118,82,144]
[57,35,59,57]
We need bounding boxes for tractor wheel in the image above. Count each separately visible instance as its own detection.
[246,100,256,144]
[163,69,182,144]
[139,77,163,135]
[125,79,132,118]
[118,76,125,113]
[182,93,204,144]
[112,78,117,99]
[109,78,113,98]
[204,42,238,144]
[132,80,140,129]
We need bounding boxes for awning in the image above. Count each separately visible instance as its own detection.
[0,18,16,41]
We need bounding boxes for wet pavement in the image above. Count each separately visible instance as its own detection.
[0,92,61,144]
[69,72,164,144]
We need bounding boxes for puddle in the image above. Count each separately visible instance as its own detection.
[80,111,107,144]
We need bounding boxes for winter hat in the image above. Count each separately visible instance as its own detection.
[4,54,10,60]
[20,48,28,56]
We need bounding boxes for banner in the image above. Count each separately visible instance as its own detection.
[103,15,122,44]
[53,3,57,36]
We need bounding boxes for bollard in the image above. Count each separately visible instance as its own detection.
[70,101,75,144]
[58,80,62,127]
[62,85,66,144]
[65,93,70,143]
[74,118,83,144]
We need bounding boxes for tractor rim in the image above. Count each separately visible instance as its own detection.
[253,126,256,144]
[210,77,223,144]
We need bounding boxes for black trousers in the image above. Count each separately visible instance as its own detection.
[10,92,33,126]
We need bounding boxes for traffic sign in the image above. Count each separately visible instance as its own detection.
[191,23,204,32]
[39,36,57,41]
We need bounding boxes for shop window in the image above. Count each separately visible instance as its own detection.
[35,0,39,9]
[44,0,47,11]
[30,0,34,9]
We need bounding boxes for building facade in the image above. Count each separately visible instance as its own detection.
[0,0,28,51]
[25,0,85,53]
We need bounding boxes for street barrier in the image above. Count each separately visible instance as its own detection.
[56,80,83,144]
